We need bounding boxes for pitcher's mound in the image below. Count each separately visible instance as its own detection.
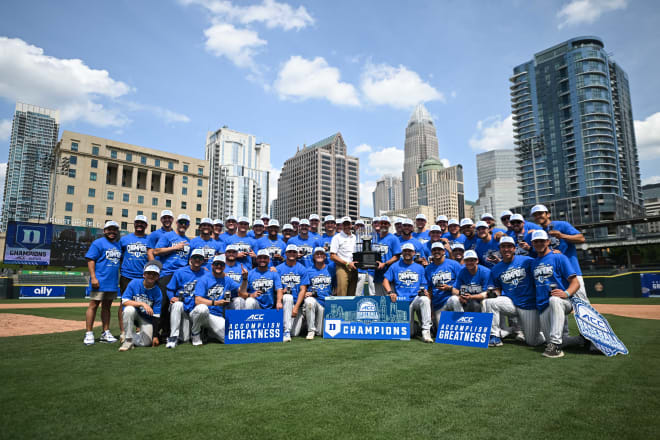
[0,313,99,337]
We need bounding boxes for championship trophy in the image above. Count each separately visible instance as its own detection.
[353,235,379,270]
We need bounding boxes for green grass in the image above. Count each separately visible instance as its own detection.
[1,311,659,439]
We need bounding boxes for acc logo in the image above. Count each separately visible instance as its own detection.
[325,319,342,338]
[356,298,379,322]
[575,303,607,330]
[246,314,264,321]
[456,316,474,324]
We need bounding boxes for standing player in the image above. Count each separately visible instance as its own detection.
[290,217,301,235]
[303,247,336,340]
[454,250,491,312]
[289,219,318,266]
[425,225,451,258]
[281,223,296,244]
[84,221,121,345]
[276,244,310,341]
[225,217,257,269]
[330,217,358,296]
[398,219,429,266]
[245,250,284,311]
[425,242,463,326]
[459,218,477,251]
[147,210,174,261]
[220,215,237,242]
[212,219,224,242]
[309,214,322,239]
[373,216,401,296]
[256,220,286,266]
[442,219,464,248]
[435,215,449,234]
[507,213,534,256]
[118,263,162,351]
[190,218,222,263]
[393,218,403,238]
[219,245,248,310]
[474,221,501,269]
[481,213,506,239]
[319,216,337,253]
[261,214,270,227]
[248,219,266,240]
[413,214,430,244]
[483,236,544,347]
[451,243,465,265]
[381,243,432,342]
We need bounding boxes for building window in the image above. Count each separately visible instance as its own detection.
[92,146,99,155]
[91,159,99,168]
[197,178,203,186]
[183,176,188,184]
[138,195,144,204]
[64,216,72,225]
[87,204,94,214]
[197,189,202,198]
[151,212,157,221]
[71,142,78,151]
[69,169,76,178]
[126,153,132,161]
[123,193,129,202]
[137,210,143,216]
[111,150,117,159]
[86,218,93,227]
[107,191,114,200]
[88,188,96,197]
[196,203,202,212]
[168,161,174,170]
[152,197,158,206]
[183,164,189,172]
[181,201,187,209]
[141,156,147,165]
[106,207,113,215]
[198,167,203,176]
[66,185,75,195]
[69,155,77,165]
[182,187,187,195]
[65,202,73,212]
[155,159,160,167]
[166,199,171,208]
[122,208,128,218]
[150,224,156,232]
[121,222,128,230]
[90,172,97,181]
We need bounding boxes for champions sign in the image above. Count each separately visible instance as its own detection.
[435,312,493,348]
[224,309,283,344]
[323,296,410,340]
[4,222,53,265]
[571,297,628,357]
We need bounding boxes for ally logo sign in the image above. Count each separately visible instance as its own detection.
[20,286,66,298]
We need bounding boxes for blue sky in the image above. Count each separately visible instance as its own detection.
[1,0,659,216]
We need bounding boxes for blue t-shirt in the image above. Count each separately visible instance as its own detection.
[121,278,162,321]
[223,261,245,284]
[532,252,576,312]
[384,260,427,301]
[247,268,283,310]
[247,230,266,241]
[119,233,149,280]
[492,227,507,236]
[224,234,256,268]
[147,227,170,252]
[155,232,191,276]
[474,236,501,269]
[166,265,208,312]
[545,221,582,276]
[276,262,310,303]
[462,235,478,252]
[288,234,319,260]
[373,233,402,282]
[85,237,121,292]
[194,272,241,317]
[412,230,430,244]
[309,231,321,240]
[442,232,465,248]
[305,263,336,307]
[398,236,430,261]
[189,236,222,263]
[488,256,536,310]
[318,233,335,253]
[425,258,462,310]
[455,265,491,295]
[255,236,287,267]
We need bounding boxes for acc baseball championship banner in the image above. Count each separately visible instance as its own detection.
[4,222,53,265]
[435,312,493,348]
[641,273,660,297]
[570,297,628,357]
[224,309,283,344]
[20,286,66,298]
[323,296,410,340]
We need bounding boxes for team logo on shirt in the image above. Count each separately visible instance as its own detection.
[280,273,301,287]
[533,263,554,283]
[233,242,253,253]
[105,248,121,264]
[132,293,153,314]
[397,270,419,286]
[484,249,502,262]
[207,285,226,300]
[297,245,313,257]
[197,246,216,260]
[431,271,454,288]
[515,246,529,256]
[549,236,561,250]
[310,274,332,292]
[126,242,147,258]
[265,245,282,257]
[251,277,274,293]
[173,241,190,258]
[177,280,198,298]
[460,283,483,294]
[500,267,527,286]
[226,270,242,283]
[373,243,389,258]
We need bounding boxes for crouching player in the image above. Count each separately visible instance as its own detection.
[425,242,463,329]
[190,255,248,346]
[165,249,208,348]
[303,247,336,340]
[382,243,433,343]
[118,263,162,351]
[245,250,284,310]
[483,236,544,347]
[454,250,491,312]
[275,244,310,342]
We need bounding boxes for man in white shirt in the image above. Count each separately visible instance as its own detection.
[330,216,357,296]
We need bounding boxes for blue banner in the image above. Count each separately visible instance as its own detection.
[641,273,660,297]
[4,222,53,265]
[20,286,66,298]
[435,312,493,348]
[323,296,410,340]
[571,297,628,357]
[224,309,283,344]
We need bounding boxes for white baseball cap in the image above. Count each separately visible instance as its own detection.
[200,217,213,225]
[416,214,427,221]
[431,242,445,249]
[268,220,281,228]
[190,249,205,258]
[225,244,239,252]
[510,213,524,222]
[372,216,382,222]
[212,255,226,264]
[290,217,300,223]
[143,264,161,274]
[460,218,474,227]
[394,217,403,224]
[253,219,264,227]
[324,215,336,223]
[299,219,310,226]
[309,214,320,221]
[401,243,415,251]
[481,213,494,220]
[134,215,148,223]
[531,204,548,215]
[104,220,119,229]
[402,218,414,226]
[429,225,442,232]
[499,236,516,246]
[475,221,489,229]
[160,210,174,218]
[464,250,478,260]
[261,213,270,220]
[531,230,549,241]
[282,223,294,231]
[500,210,513,219]
[451,243,465,251]
[238,216,250,224]
[380,215,391,224]
[226,215,237,222]
[355,219,365,225]
[340,216,352,224]
[448,219,459,226]
[257,249,270,257]
[177,214,191,222]
[436,215,448,222]
[313,247,326,254]
[285,244,298,252]
[213,219,223,225]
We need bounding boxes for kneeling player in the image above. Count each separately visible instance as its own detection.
[425,242,463,328]
[119,264,163,351]
[483,237,544,347]
[245,250,283,310]
[275,245,310,342]
[303,247,336,340]
[454,250,491,312]
[190,255,248,345]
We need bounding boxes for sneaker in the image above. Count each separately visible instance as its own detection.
[515,331,526,343]
[118,340,134,352]
[421,330,433,343]
[306,331,315,340]
[543,342,564,358]
[489,336,503,347]
[119,332,126,343]
[191,332,203,346]
[283,332,291,342]
[166,337,177,349]
[83,332,95,346]
[99,330,118,344]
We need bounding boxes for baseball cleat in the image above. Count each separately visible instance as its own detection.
[191,332,203,346]
[515,331,526,343]
[83,332,95,346]
[119,332,126,343]
[166,337,177,349]
[489,336,503,347]
[283,332,291,342]
[99,330,118,343]
[306,331,315,340]
[422,330,433,343]
[118,340,134,352]
[542,343,564,358]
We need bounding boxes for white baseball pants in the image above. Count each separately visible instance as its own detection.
[122,306,154,347]
[190,304,226,342]
[304,297,325,335]
[356,272,375,296]
[540,296,573,345]
[483,296,545,346]
[169,301,191,342]
[282,295,304,336]
[410,295,432,332]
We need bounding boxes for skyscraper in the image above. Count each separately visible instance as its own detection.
[1,103,59,231]
[474,149,521,222]
[402,103,438,208]
[372,174,402,216]
[409,158,464,220]
[276,133,359,221]
[511,36,643,227]
[205,127,270,222]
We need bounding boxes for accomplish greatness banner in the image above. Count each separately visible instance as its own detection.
[224,309,283,344]
[4,222,53,265]
[323,296,410,340]
[435,312,493,348]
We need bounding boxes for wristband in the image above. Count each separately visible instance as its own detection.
[565,291,572,298]
[212,299,215,306]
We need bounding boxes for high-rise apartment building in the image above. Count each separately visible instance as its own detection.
[409,158,464,220]
[1,103,60,231]
[276,133,359,221]
[511,36,643,229]
[372,174,402,216]
[403,103,438,208]
[205,127,270,222]
[474,149,521,223]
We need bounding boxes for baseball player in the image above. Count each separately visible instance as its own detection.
[309,214,322,239]
[483,236,544,347]
[276,244,310,342]
[382,243,433,343]
[260,213,270,227]
[190,255,248,345]
[248,219,266,240]
[290,217,300,235]
[289,219,319,267]
[219,215,237,242]
[474,221,501,269]
[373,216,401,295]
[219,244,248,310]
[146,210,174,261]
[435,215,449,234]
[190,218,222,263]
[245,250,284,310]
[397,219,430,266]
[303,248,336,340]
[480,213,506,239]
[118,263,163,351]
[425,225,451,258]
[83,220,121,345]
[165,249,208,348]
[412,214,430,244]
[425,242,463,325]
[454,250,491,312]
[459,218,477,251]
[393,217,403,238]
[442,219,464,248]
[224,217,257,268]
[255,220,286,267]
[281,223,296,244]
[212,219,224,242]
[318,215,337,253]
[451,243,465,265]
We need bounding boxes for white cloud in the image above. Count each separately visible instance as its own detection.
[642,176,660,186]
[352,143,372,155]
[0,119,11,141]
[440,158,451,168]
[367,147,404,176]
[469,114,514,151]
[635,112,660,159]
[123,102,191,124]
[360,180,378,216]
[203,22,266,68]
[274,56,360,106]
[361,63,444,109]
[557,0,627,28]
[181,0,314,30]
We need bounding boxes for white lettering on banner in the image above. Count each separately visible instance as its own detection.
[33,286,52,296]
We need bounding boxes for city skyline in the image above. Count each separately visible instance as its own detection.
[1,1,660,217]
